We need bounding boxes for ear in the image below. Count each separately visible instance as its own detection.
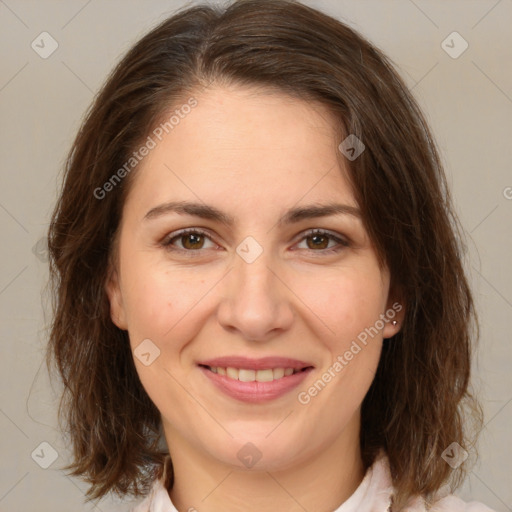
[382,284,406,339]
[105,265,128,330]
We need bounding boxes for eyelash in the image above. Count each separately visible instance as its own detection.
[160,227,349,257]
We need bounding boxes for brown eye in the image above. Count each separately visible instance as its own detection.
[162,228,215,252]
[297,229,349,254]
[180,232,205,250]
[306,233,330,250]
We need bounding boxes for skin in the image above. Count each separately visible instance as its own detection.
[106,83,404,512]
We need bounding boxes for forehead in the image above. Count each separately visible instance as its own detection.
[124,84,357,216]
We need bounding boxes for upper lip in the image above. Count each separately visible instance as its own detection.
[198,356,314,371]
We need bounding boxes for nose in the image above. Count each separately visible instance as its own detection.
[216,244,294,343]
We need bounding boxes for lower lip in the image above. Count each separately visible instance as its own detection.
[199,366,314,403]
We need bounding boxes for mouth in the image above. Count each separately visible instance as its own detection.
[197,357,315,403]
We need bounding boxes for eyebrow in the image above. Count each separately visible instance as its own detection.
[143,200,361,226]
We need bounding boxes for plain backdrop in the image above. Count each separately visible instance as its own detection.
[0,0,511,511]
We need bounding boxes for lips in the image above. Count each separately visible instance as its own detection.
[197,356,315,403]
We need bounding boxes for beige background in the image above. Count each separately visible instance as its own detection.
[0,0,511,510]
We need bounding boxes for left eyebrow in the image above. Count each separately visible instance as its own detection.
[142,200,361,226]
[278,202,361,226]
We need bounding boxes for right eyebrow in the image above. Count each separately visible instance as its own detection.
[143,201,234,226]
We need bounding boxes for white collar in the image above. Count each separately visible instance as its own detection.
[131,452,393,512]
[130,452,495,512]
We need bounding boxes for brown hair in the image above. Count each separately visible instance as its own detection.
[46,0,483,509]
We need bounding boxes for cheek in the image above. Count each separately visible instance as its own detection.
[123,271,172,339]
[295,263,388,344]
[120,259,217,368]
[120,261,206,404]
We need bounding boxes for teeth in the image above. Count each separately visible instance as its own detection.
[253,369,274,382]
[273,367,285,379]
[239,369,256,382]
[208,366,303,382]
[226,367,239,379]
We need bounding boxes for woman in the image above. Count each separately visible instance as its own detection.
[46,1,494,510]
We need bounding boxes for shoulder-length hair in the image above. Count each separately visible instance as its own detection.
[46,0,482,509]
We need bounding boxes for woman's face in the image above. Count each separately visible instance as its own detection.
[106,84,402,472]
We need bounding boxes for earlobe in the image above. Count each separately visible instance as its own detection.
[105,267,128,330]
[382,293,406,339]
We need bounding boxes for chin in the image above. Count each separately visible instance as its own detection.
[210,436,312,473]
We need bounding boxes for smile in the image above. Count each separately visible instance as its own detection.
[198,364,314,403]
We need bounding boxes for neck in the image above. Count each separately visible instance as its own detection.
[165,420,365,512]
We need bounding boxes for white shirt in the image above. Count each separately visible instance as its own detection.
[129,452,495,512]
